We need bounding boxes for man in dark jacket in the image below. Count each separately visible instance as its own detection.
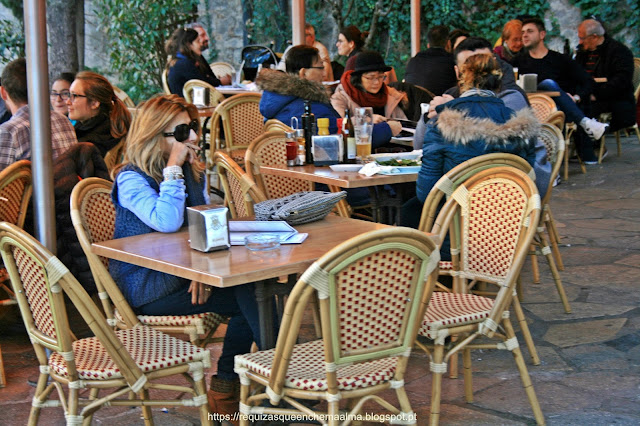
[404,25,457,96]
[575,19,636,132]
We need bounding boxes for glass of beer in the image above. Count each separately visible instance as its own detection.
[354,107,373,161]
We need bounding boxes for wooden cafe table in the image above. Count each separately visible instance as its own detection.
[260,164,418,218]
[92,215,390,349]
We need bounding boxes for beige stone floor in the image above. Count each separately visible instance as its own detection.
[1,133,640,425]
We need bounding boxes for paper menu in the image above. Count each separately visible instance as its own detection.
[229,221,308,246]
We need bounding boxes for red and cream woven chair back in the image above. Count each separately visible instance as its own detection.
[431,167,540,315]
[245,131,313,199]
[235,227,439,421]
[0,160,32,228]
[210,93,263,165]
[527,94,557,123]
[0,222,212,424]
[214,151,266,218]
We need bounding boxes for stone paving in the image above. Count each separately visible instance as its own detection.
[1,133,640,425]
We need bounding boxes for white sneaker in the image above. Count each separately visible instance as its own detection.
[581,118,608,140]
[552,175,561,187]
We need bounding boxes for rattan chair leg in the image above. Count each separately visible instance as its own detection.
[544,210,564,270]
[598,135,606,163]
[530,243,541,284]
[516,275,524,302]
[0,345,5,388]
[615,131,622,157]
[449,337,459,379]
[503,318,545,425]
[429,344,445,426]
[462,348,473,403]
[328,398,340,426]
[563,146,570,181]
[537,231,571,314]
[68,387,80,425]
[139,390,153,425]
[194,376,212,425]
[633,126,640,143]
[512,296,540,365]
[239,381,250,426]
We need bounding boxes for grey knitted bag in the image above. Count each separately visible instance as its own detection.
[254,191,347,225]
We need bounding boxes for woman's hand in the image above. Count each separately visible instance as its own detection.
[188,280,211,305]
[372,114,387,124]
[428,95,454,119]
[166,139,199,167]
[387,120,403,136]
[219,74,232,85]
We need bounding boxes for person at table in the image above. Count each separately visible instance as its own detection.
[50,72,75,120]
[404,25,457,96]
[186,22,234,85]
[68,71,131,157]
[401,53,538,232]
[331,50,405,150]
[110,94,260,417]
[575,19,636,134]
[165,27,227,97]
[494,19,523,64]
[337,25,366,74]
[445,28,469,53]
[512,17,608,163]
[304,23,334,82]
[257,45,340,133]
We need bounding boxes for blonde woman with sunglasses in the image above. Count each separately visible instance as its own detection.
[111,94,260,417]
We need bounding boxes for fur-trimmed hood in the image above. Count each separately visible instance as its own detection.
[256,68,330,104]
[436,106,540,147]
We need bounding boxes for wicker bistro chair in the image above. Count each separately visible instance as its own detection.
[0,160,32,387]
[245,131,313,199]
[208,93,263,166]
[213,151,266,218]
[263,119,293,133]
[209,61,235,80]
[529,125,571,312]
[161,69,171,95]
[0,222,212,425]
[113,85,135,108]
[70,177,226,347]
[417,154,541,371]
[234,227,440,425]
[416,167,545,425]
[182,79,225,107]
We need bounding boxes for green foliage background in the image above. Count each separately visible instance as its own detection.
[94,0,198,102]
[0,18,24,66]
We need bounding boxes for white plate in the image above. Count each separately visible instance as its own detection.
[378,166,421,175]
[370,150,422,162]
[329,164,363,172]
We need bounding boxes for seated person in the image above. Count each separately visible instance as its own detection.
[165,27,224,96]
[513,17,607,163]
[69,71,131,157]
[257,44,340,133]
[575,19,636,133]
[446,28,469,53]
[401,54,538,236]
[0,58,77,171]
[337,25,366,73]
[331,50,405,150]
[404,25,457,96]
[494,20,523,64]
[110,94,260,417]
[50,72,75,120]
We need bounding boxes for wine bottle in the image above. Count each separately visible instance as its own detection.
[342,109,356,164]
[301,100,315,164]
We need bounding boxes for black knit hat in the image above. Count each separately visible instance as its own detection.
[353,50,392,75]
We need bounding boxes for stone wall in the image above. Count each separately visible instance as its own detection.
[199,0,245,69]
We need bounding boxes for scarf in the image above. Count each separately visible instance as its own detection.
[340,70,388,108]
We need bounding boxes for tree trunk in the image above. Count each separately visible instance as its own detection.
[47,0,79,80]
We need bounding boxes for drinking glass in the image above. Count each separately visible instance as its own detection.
[354,107,373,161]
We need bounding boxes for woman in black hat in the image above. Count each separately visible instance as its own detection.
[331,50,407,149]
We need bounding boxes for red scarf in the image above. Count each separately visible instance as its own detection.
[340,70,388,108]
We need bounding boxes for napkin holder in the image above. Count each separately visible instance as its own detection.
[192,86,209,107]
[187,205,230,252]
[312,134,342,166]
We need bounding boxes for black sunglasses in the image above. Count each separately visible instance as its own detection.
[163,119,200,142]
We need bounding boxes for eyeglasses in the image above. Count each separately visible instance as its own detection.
[50,90,70,101]
[578,34,596,41]
[362,74,387,83]
[308,66,324,70]
[69,93,88,102]
[163,119,200,142]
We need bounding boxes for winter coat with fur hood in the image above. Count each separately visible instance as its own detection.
[256,68,340,134]
[416,94,538,203]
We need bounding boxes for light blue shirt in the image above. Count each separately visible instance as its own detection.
[116,170,210,233]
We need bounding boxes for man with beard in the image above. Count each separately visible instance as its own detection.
[513,17,608,163]
[186,22,232,85]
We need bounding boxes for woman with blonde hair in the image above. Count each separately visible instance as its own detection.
[402,53,538,230]
[110,94,260,417]
[494,19,523,64]
[67,71,131,156]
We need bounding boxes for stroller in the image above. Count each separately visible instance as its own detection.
[241,45,279,81]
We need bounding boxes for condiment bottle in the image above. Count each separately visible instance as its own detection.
[342,108,356,164]
[295,128,306,165]
[285,131,297,166]
[301,100,315,164]
[317,118,330,136]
